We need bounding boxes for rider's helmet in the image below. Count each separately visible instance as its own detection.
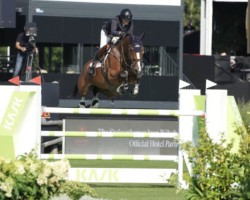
[120,9,133,21]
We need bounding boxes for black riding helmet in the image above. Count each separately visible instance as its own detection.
[120,9,133,21]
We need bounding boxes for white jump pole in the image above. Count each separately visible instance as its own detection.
[42,107,204,116]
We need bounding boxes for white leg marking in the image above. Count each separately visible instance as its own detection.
[91,97,99,108]
[136,52,141,72]
[133,84,139,95]
[79,97,86,108]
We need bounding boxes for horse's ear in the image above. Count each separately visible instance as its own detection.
[140,33,145,40]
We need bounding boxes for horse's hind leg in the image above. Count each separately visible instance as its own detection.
[91,87,99,108]
[110,98,115,108]
[73,83,86,108]
[78,76,91,108]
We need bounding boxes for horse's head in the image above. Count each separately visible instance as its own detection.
[122,34,144,77]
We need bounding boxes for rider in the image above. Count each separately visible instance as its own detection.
[88,8,134,76]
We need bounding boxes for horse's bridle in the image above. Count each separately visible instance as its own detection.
[120,38,143,72]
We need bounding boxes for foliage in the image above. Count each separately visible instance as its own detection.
[184,0,200,29]
[59,180,98,200]
[0,47,7,56]
[182,120,250,200]
[237,99,250,132]
[236,101,250,199]
[43,47,63,72]
[0,149,70,199]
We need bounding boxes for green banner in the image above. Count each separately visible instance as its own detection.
[0,91,33,159]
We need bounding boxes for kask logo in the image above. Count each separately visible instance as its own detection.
[0,92,31,135]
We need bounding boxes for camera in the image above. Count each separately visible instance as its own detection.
[24,22,38,52]
[28,35,36,49]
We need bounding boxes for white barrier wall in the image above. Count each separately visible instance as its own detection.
[0,85,41,159]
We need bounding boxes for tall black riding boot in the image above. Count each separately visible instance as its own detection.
[88,48,99,76]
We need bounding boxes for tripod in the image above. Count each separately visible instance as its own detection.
[24,51,34,82]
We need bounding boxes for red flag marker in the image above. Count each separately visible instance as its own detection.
[8,76,20,85]
[30,76,41,85]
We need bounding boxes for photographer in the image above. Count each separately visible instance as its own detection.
[13,22,38,78]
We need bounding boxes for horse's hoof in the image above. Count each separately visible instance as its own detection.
[91,98,99,108]
[78,101,86,108]
[119,87,126,95]
[129,89,138,97]
[91,103,99,108]
[117,84,127,95]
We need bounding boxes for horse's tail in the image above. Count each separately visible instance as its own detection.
[72,83,78,97]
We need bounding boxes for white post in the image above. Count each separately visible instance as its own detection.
[178,89,201,188]
[205,89,227,143]
[200,0,213,55]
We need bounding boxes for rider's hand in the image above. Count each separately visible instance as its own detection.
[119,31,126,37]
[20,47,26,52]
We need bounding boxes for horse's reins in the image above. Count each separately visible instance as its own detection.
[121,39,142,73]
[120,40,132,69]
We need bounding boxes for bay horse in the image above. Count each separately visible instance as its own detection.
[73,33,144,108]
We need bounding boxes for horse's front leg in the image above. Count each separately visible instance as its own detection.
[130,79,140,97]
[131,83,139,96]
[116,71,129,95]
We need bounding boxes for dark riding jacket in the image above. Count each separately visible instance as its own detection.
[103,16,134,37]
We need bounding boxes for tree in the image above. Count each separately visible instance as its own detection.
[184,0,200,29]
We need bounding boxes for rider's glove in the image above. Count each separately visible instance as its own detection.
[119,31,126,37]
[111,37,119,44]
